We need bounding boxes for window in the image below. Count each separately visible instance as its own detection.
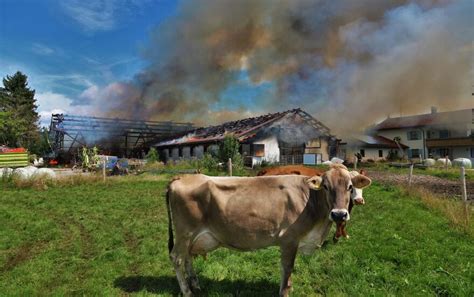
[471,148,474,158]
[360,149,365,157]
[407,130,421,140]
[378,150,383,158]
[439,148,450,157]
[439,130,450,139]
[252,144,265,157]
[409,149,420,158]
[242,143,265,157]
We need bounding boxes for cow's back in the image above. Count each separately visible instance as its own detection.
[257,165,324,177]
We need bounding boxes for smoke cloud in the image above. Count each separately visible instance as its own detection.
[93,0,472,134]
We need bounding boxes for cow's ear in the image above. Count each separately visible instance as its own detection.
[307,176,323,190]
[351,175,371,189]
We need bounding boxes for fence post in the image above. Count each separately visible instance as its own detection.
[408,163,414,186]
[444,154,449,171]
[460,166,468,225]
[354,156,358,170]
[228,158,232,176]
[103,157,107,182]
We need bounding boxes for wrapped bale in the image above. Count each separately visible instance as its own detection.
[32,168,56,179]
[436,158,452,167]
[453,158,472,169]
[330,157,344,164]
[423,158,436,167]
[1,167,13,178]
[322,161,333,166]
[13,166,38,180]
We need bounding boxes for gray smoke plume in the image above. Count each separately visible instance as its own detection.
[102,0,472,134]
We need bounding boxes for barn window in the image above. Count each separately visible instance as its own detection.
[252,144,265,157]
[378,150,383,157]
[242,144,251,156]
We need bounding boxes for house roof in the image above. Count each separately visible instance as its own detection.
[155,108,333,147]
[373,108,473,130]
[354,135,409,149]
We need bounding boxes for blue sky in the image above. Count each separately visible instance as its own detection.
[0,0,179,125]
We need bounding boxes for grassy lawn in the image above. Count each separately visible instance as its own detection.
[1,176,473,296]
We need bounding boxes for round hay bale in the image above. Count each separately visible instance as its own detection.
[423,158,436,167]
[322,161,333,166]
[453,158,472,169]
[13,166,38,180]
[330,157,344,164]
[436,158,452,167]
[1,167,13,178]
[32,168,56,179]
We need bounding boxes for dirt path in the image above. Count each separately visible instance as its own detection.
[366,169,474,201]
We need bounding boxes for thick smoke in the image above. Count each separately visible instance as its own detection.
[99,0,472,133]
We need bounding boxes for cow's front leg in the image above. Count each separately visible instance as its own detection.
[185,257,201,294]
[279,244,298,297]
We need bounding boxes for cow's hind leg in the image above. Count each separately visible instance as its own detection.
[185,257,201,294]
[279,244,298,297]
[170,238,193,296]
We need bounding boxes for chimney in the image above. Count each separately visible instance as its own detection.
[431,106,438,114]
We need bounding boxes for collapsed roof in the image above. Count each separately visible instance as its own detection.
[351,135,409,149]
[155,108,335,147]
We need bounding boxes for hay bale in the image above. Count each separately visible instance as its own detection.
[32,168,56,179]
[330,157,344,164]
[322,161,333,166]
[0,167,13,178]
[423,158,436,167]
[436,158,452,167]
[13,166,38,180]
[453,158,472,169]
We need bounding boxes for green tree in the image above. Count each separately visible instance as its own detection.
[218,134,243,171]
[0,71,39,148]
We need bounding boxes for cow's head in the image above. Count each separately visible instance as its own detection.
[306,164,371,222]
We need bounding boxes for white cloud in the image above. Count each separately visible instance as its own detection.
[36,91,94,126]
[61,0,117,33]
[60,0,152,33]
[31,43,55,56]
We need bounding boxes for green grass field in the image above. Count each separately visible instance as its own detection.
[1,176,473,296]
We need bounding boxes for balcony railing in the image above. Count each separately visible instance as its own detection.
[426,136,474,148]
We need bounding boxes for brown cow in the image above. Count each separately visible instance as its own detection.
[257,165,368,241]
[166,164,372,296]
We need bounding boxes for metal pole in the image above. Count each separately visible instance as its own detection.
[228,158,232,176]
[408,164,414,186]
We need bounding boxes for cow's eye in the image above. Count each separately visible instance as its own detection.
[348,185,353,192]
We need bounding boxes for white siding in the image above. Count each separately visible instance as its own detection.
[252,135,280,163]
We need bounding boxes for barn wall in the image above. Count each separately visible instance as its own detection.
[193,145,204,158]
[182,147,191,158]
[305,138,329,161]
[252,135,280,163]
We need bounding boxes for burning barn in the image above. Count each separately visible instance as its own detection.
[154,108,340,166]
[48,114,195,163]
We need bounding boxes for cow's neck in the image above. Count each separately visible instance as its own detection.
[298,189,333,255]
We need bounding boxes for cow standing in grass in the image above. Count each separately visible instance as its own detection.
[166,164,371,296]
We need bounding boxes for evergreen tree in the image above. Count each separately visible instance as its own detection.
[0,71,39,148]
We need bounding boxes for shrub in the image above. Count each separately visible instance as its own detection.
[146,147,159,163]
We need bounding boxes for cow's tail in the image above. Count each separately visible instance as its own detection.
[166,184,174,254]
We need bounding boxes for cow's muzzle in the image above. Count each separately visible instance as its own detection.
[330,209,349,222]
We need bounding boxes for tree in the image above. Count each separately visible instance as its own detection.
[0,71,39,148]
